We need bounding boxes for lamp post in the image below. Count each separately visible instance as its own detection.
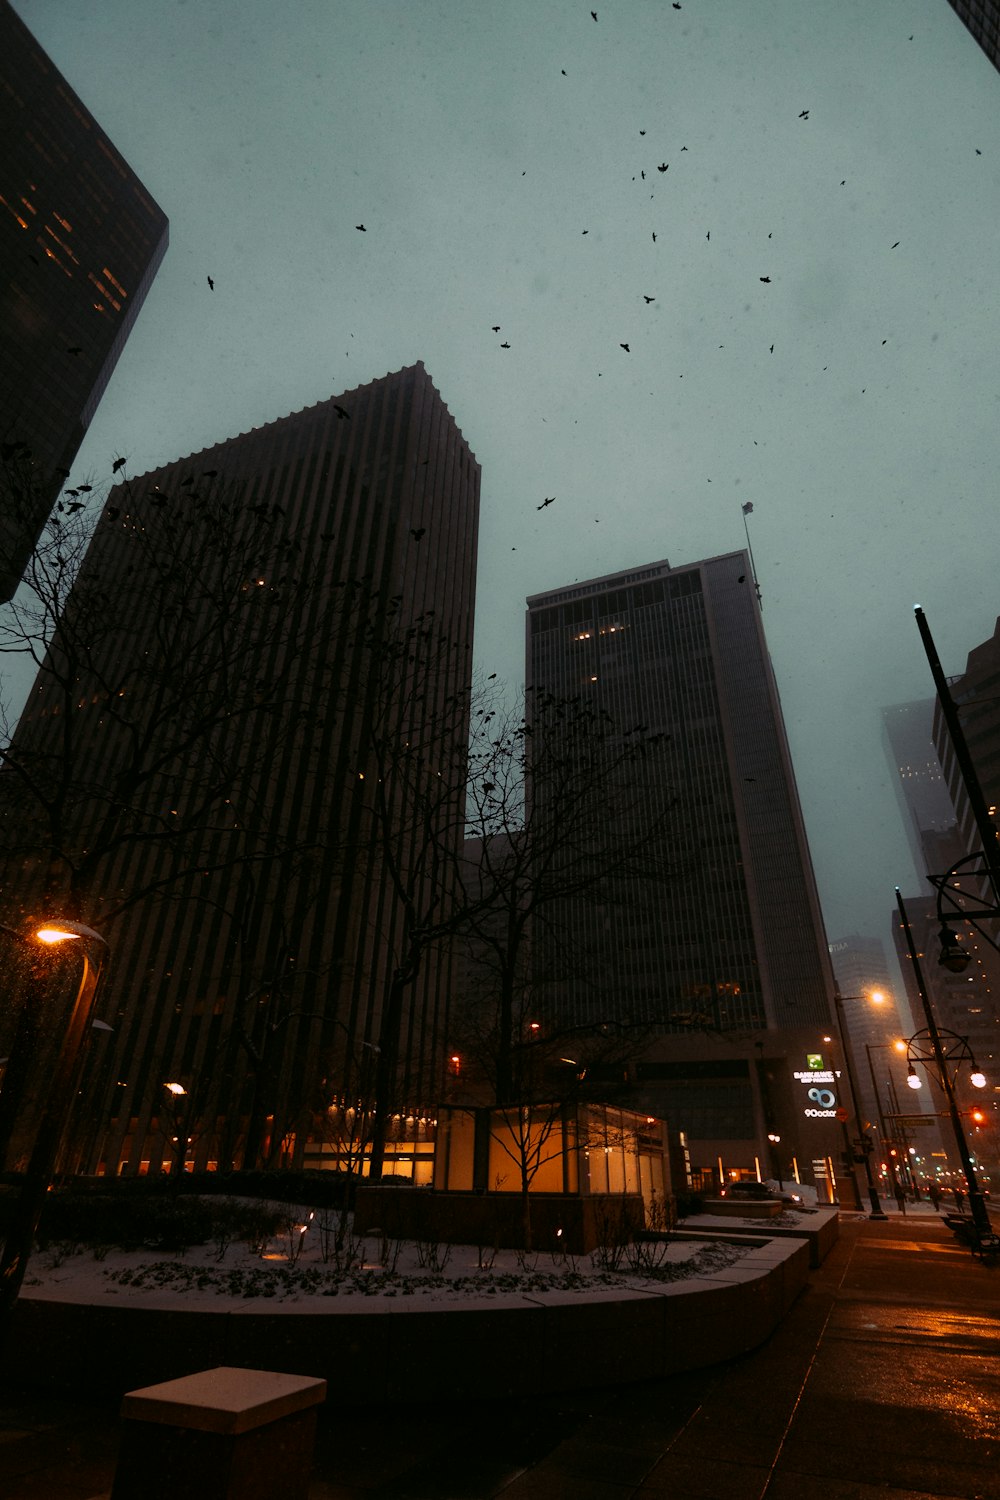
[865,1042,917,1198]
[895,888,994,1245]
[163,1081,191,1179]
[833,989,888,1219]
[0,919,108,1338]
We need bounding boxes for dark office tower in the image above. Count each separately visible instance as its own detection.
[0,364,480,1178]
[947,0,1000,71]
[0,0,168,600]
[526,552,834,1034]
[526,553,839,1188]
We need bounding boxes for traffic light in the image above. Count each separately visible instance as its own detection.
[970,1107,986,1127]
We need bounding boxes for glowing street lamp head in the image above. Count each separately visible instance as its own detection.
[164,1082,187,1097]
[35,926,83,945]
[33,919,107,947]
[970,1071,987,1089]
[907,1068,922,1090]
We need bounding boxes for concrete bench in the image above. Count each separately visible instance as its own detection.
[110,1366,327,1500]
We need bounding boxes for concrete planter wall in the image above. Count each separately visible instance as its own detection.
[9,1235,810,1402]
[353,1186,646,1255]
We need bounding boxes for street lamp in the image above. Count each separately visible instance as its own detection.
[833,989,888,1219]
[865,1041,917,1198]
[896,889,995,1246]
[163,1082,191,1178]
[0,918,108,1336]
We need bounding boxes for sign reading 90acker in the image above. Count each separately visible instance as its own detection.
[793,1067,840,1118]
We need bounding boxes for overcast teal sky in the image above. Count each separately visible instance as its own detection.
[8,0,1000,956]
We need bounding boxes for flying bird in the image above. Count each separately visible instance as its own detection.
[652,232,657,242]
[891,241,900,248]
[643,295,655,303]
[672,2,681,7]
[759,276,771,283]
[207,275,214,289]
[798,110,809,119]
[657,163,668,172]
[410,527,426,541]
[620,343,630,352]
[591,9,597,17]
[537,496,555,510]
[66,501,85,512]
[112,457,126,472]
[77,484,92,493]
[203,469,218,478]
[500,341,511,348]
[491,325,500,331]
[334,404,350,419]
[355,224,366,231]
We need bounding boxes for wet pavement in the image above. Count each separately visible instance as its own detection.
[2,1203,999,1499]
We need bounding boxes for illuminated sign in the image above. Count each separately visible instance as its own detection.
[806,1053,824,1070]
[794,1068,840,1119]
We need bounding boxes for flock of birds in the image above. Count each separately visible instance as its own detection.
[50,10,986,564]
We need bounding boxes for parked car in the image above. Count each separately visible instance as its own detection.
[720,1180,804,1208]
[765,1181,804,1208]
[720,1181,775,1201]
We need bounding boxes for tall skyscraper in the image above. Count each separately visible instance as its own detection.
[0,363,480,1178]
[0,0,169,600]
[525,551,839,1185]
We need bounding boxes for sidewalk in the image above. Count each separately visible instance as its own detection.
[2,1203,999,1499]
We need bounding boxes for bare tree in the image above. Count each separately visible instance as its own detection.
[0,455,349,929]
[453,688,677,1106]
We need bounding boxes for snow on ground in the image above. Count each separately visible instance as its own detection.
[18,1205,770,1310]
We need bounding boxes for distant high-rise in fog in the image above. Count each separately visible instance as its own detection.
[0,0,168,600]
[881,699,963,879]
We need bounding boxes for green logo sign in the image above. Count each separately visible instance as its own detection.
[806,1053,824,1070]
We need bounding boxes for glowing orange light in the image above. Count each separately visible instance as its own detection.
[35,926,82,945]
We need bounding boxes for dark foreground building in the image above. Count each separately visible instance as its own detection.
[0,363,480,1177]
[525,552,841,1190]
[0,0,168,599]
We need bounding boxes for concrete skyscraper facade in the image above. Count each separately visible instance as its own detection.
[525,551,839,1187]
[0,0,169,600]
[0,363,480,1178]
